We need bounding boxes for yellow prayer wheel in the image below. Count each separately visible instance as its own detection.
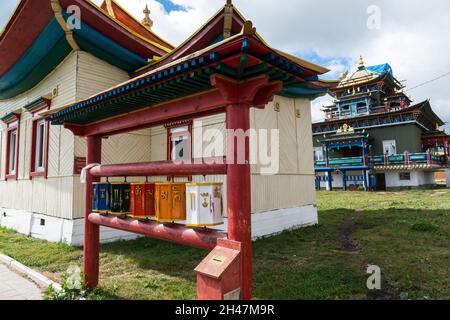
[155,183,186,222]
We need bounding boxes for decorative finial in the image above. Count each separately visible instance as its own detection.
[142,4,153,30]
[223,0,234,39]
[358,55,365,69]
[339,70,348,81]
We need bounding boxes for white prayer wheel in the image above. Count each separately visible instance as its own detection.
[185,183,224,227]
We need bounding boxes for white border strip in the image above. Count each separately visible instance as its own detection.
[0,252,61,292]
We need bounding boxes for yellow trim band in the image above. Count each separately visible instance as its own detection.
[186,222,224,227]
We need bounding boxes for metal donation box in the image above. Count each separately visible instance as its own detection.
[185,183,224,227]
[92,182,111,213]
[110,182,131,215]
[155,183,186,222]
[195,239,242,300]
[130,183,156,219]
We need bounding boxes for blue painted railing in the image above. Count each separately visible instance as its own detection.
[315,152,447,168]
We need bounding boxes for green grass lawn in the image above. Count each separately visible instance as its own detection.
[0,189,449,300]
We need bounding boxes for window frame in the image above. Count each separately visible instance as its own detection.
[166,121,193,162]
[165,120,193,181]
[382,139,397,156]
[313,147,324,162]
[4,115,21,180]
[27,98,51,179]
[30,117,49,178]
[399,172,411,181]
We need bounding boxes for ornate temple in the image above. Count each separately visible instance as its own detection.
[313,57,450,191]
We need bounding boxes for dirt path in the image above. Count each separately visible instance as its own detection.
[338,213,359,252]
[338,211,400,300]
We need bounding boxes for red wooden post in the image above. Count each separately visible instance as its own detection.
[84,135,102,289]
[226,103,252,300]
[211,74,282,301]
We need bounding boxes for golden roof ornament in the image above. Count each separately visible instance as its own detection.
[339,70,348,81]
[358,55,365,69]
[142,4,153,30]
[337,123,355,134]
[223,0,234,39]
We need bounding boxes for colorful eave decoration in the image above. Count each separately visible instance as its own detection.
[23,97,52,113]
[47,24,335,127]
[0,0,173,99]
[1,110,21,124]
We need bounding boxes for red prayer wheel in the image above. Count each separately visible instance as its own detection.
[130,183,156,219]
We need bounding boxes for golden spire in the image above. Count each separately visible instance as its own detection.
[142,4,153,30]
[223,0,233,39]
[358,55,365,69]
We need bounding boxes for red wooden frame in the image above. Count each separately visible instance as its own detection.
[5,116,20,180]
[77,74,282,300]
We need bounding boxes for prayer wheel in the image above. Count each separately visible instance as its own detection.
[110,182,131,215]
[185,183,224,227]
[130,183,156,219]
[155,183,186,222]
[92,182,111,213]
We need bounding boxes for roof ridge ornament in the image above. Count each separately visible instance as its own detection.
[142,4,153,30]
[241,20,256,36]
[358,55,365,69]
[223,0,234,39]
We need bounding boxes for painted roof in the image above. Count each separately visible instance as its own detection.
[336,61,397,90]
[99,0,174,51]
[0,0,172,99]
[134,2,330,76]
[47,3,335,127]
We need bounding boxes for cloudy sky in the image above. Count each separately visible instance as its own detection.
[1,0,449,130]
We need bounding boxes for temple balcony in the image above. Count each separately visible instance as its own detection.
[315,152,448,170]
[315,156,367,169]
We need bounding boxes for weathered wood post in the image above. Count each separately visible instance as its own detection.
[84,135,102,289]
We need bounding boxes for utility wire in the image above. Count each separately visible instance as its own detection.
[406,72,450,92]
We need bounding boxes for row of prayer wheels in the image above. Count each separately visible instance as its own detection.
[92,182,224,227]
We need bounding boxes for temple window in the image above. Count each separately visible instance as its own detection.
[27,98,51,179]
[314,147,324,162]
[7,129,18,176]
[383,140,397,156]
[399,172,411,181]
[3,113,21,180]
[167,123,192,162]
[30,118,48,176]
